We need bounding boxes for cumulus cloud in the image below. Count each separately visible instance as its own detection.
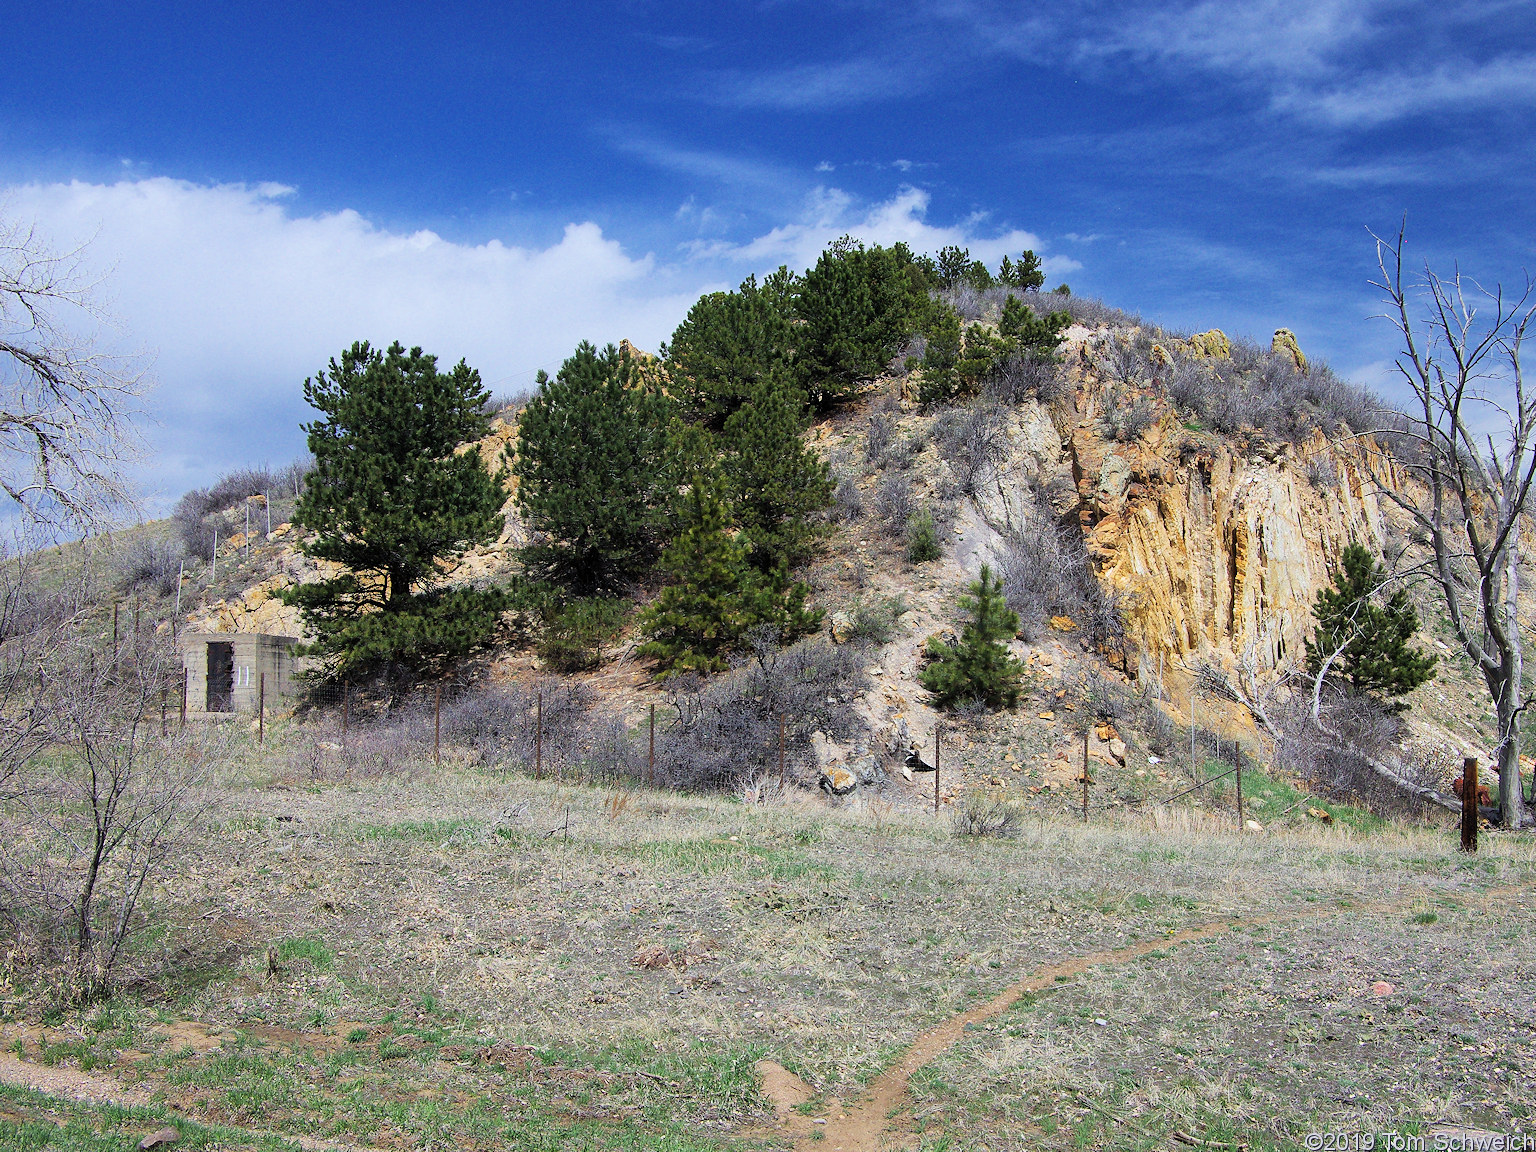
[3,177,703,508]
[690,185,1080,277]
[3,177,1074,510]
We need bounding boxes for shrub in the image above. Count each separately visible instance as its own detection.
[984,352,1068,406]
[1156,331,1382,444]
[997,498,1123,646]
[865,412,895,469]
[952,794,1023,838]
[844,594,908,645]
[117,538,185,597]
[1305,454,1339,491]
[921,565,1025,710]
[655,635,866,791]
[1099,384,1158,443]
[874,473,914,537]
[441,677,593,774]
[906,508,941,562]
[933,404,1009,495]
[830,472,864,521]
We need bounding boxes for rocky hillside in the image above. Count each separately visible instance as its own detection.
[155,317,1506,820]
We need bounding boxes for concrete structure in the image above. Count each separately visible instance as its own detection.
[181,632,303,715]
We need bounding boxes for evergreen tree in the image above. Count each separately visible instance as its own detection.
[636,475,820,677]
[665,268,798,424]
[919,307,1004,404]
[794,237,929,409]
[934,245,993,290]
[721,378,832,570]
[1305,543,1436,710]
[282,341,507,678]
[513,341,672,593]
[999,295,1072,357]
[998,250,1046,291]
[920,565,1025,709]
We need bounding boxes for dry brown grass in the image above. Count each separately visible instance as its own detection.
[2,735,1532,1150]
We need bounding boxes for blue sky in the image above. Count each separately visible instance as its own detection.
[5,1,1535,510]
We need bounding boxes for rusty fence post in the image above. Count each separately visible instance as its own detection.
[160,687,168,738]
[648,703,655,788]
[934,726,941,815]
[535,688,543,780]
[180,669,188,729]
[1234,753,1244,830]
[778,713,786,794]
[434,684,442,767]
[1082,729,1090,821]
[258,672,265,745]
[342,682,350,746]
[1461,755,1479,853]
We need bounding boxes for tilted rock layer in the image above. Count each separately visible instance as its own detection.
[973,383,1397,684]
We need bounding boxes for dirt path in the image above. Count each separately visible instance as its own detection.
[761,881,1530,1151]
[762,920,1236,1152]
[0,1049,390,1152]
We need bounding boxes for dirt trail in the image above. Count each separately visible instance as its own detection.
[0,1049,389,1152]
[765,921,1236,1152]
[763,881,1530,1152]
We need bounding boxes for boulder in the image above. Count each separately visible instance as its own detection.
[819,767,857,796]
[139,1130,180,1150]
[1271,328,1307,374]
[1185,329,1231,359]
[1108,738,1128,765]
[830,611,854,644]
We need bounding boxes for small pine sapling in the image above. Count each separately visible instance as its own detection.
[921,565,1026,710]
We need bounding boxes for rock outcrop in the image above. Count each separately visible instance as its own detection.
[970,375,1396,685]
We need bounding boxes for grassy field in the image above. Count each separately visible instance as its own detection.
[2,729,1533,1152]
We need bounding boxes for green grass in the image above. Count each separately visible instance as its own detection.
[273,937,332,970]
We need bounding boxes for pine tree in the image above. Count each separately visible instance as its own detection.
[282,341,508,679]
[1305,543,1436,710]
[794,237,929,409]
[513,341,672,593]
[920,565,1025,710]
[998,250,1046,291]
[720,378,832,571]
[666,268,798,425]
[999,295,1072,356]
[637,474,820,678]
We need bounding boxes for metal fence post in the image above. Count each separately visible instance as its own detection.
[535,688,543,780]
[778,713,786,793]
[1082,729,1090,821]
[434,684,442,767]
[258,672,265,745]
[934,726,941,815]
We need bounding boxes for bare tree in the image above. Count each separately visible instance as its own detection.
[0,629,200,1002]
[0,216,144,534]
[1367,224,1536,829]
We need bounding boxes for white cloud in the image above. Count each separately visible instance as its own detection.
[943,0,1536,127]
[3,176,1077,511]
[4,177,703,509]
[1276,55,1536,126]
[695,185,1079,276]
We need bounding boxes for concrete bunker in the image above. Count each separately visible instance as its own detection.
[180,632,303,715]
